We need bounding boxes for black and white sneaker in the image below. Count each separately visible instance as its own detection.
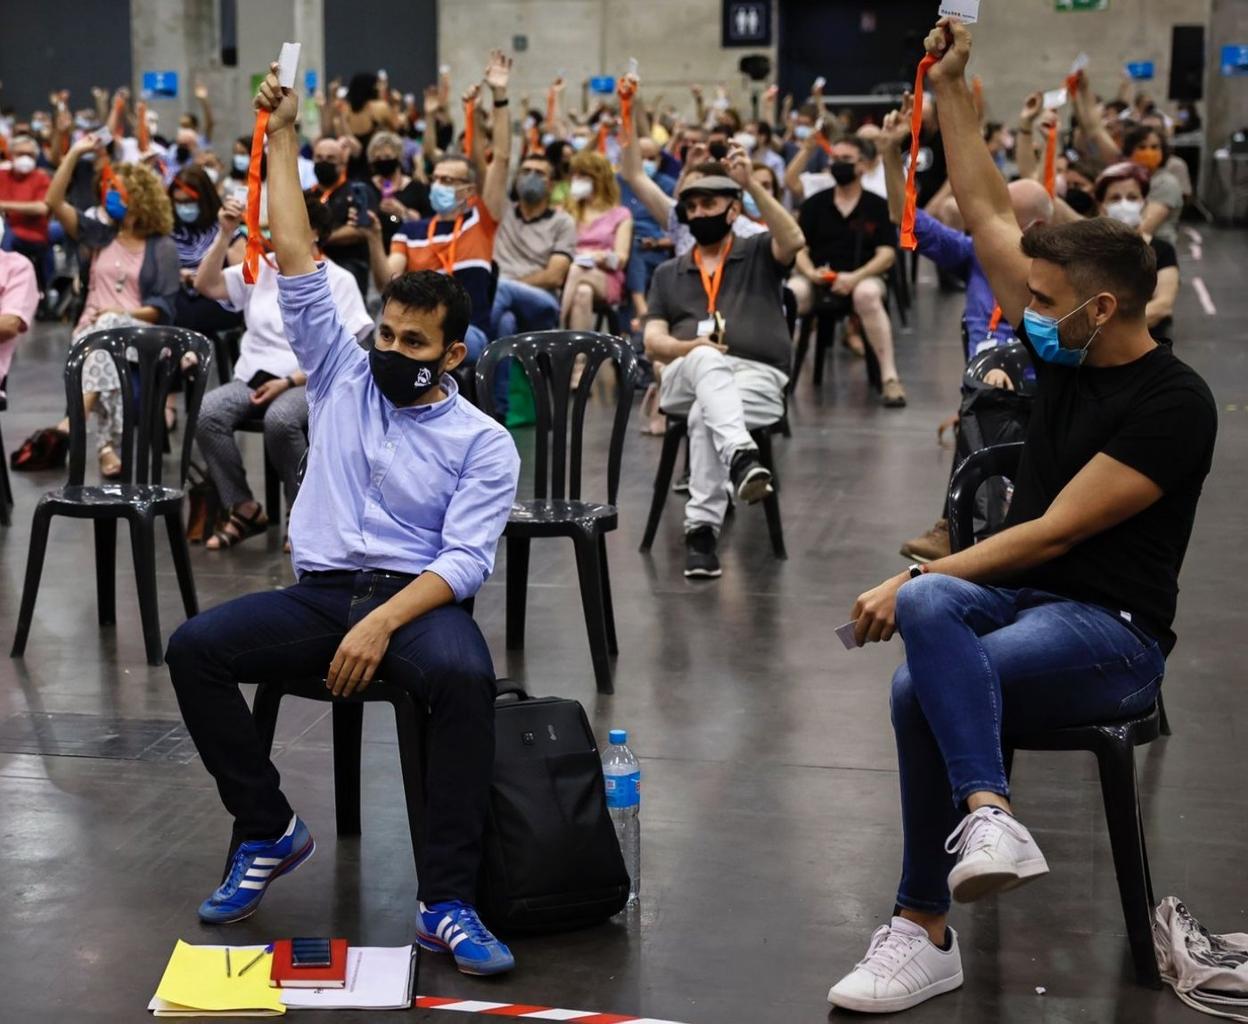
[683,526,722,578]
[672,471,690,494]
[729,449,773,504]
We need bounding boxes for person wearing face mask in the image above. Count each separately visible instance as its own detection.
[374,51,513,364]
[168,64,520,981]
[366,130,432,251]
[1121,125,1183,246]
[168,166,245,344]
[619,137,676,333]
[748,120,786,185]
[830,23,1217,1013]
[1094,162,1179,343]
[191,195,371,549]
[44,133,180,477]
[791,135,907,407]
[782,104,831,177]
[308,135,378,298]
[560,150,632,331]
[544,138,574,205]
[0,135,53,307]
[643,145,806,579]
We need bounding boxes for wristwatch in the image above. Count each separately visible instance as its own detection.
[908,564,926,580]
[285,375,299,388]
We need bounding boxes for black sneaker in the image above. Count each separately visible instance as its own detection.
[672,471,690,494]
[684,526,722,579]
[729,449,773,504]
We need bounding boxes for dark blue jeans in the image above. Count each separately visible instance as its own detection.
[167,570,497,904]
[889,574,1165,914]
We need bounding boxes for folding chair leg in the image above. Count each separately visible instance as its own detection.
[332,702,363,836]
[813,315,832,386]
[640,423,684,552]
[1095,739,1163,988]
[165,512,198,618]
[573,530,613,695]
[1157,691,1172,736]
[392,694,428,878]
[11,505,53,657]
[505,535,530,651]
[94,519,117,626]
[755,432,787,559]
[263,444,282,528]
[0,420,11,527]
[128,514,164,666]
[598,533,618,655]
[791,316,813,392]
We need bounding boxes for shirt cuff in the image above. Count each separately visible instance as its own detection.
[423,553,483,604]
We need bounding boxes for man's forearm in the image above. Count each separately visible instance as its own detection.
[0,200,48,215]
[326,224,366,246]
[268,126,315,275]
[372,571,455,633]
[193,229,232,299]
[852,247,895,280]
[882,146,906,225]
[783,144,813,197]
[931,75,1013,232]
[367,233,394,291]
[748,180,804,260]
[925,515,1074,585]
[1015,126,1037,179]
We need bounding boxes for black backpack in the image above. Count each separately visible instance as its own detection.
[476,685,630,934]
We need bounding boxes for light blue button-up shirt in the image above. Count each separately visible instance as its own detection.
[277,263,520,602]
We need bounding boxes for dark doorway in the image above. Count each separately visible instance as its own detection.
[323,0,438,95]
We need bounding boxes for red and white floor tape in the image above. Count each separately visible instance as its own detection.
[415,995,691,1022]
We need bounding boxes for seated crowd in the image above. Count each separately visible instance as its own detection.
[0,16,1216,1013]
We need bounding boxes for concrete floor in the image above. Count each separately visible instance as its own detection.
[1,229,1245,1023]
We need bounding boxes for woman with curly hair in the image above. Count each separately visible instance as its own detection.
[46,132,180,476]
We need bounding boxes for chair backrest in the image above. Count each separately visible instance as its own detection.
[782,286,798,336]
[947,442,1024,553]
[475,330,638,503]
[64,325,214,487]
[964,341,1036,396]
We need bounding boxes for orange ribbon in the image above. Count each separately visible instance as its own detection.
[136,101,150,152]
[1043,122,1057,198]
[596,119,610,155]
[99,163,129,207]
[986,304,1003,336]
[618,78,636,144]
[427,213,465,275]
[817,135,834,157]
[463,96,476,157]
[693,236,733,313]
[546,87,557,125]
[316,168,347,204]
[900,53,938,251]
[1065,70,1083,102]
[241,109,277,285]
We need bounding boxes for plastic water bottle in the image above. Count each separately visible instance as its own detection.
[602,729,641,905]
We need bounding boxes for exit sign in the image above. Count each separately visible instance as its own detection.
[723,0,772,48]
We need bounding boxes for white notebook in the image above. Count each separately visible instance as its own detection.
[279,946,414,1011]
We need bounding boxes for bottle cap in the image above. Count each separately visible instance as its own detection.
[608,729,627,745]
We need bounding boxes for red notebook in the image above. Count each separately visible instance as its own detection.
[268,938,349,988]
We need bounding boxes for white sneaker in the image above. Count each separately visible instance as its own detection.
[827,916,963,1013]
[945,805,1050,904]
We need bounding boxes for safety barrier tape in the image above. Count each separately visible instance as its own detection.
[415,995,691,1023]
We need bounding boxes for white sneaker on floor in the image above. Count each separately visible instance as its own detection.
[827,916,963,1013]
[945,805,1050,904]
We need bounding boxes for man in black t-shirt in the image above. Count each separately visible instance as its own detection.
[826,21,1217,1016]
[789,136,906,407]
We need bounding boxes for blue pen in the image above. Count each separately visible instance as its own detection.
[237,944,274,977]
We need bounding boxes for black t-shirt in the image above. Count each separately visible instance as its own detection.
[370,178,433,250]
[1149,238,1178,342]
[1000,323,1217,655]
[798,189,896,274]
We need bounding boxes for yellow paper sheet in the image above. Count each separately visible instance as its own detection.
[153,941,285,1016]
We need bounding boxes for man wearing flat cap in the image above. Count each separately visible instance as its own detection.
[643,145,806,579]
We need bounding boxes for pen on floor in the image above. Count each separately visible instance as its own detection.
[237,945,273,977]
[226,947,232,977]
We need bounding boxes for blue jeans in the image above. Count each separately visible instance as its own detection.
[167,570,497,903]
[488,278,560,409]
[890,574,1165,913]
[465,323,488,362]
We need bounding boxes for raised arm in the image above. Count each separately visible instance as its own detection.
[194,199,243,300]
[1071,73,1120,164]
[480,49,512,223]
[783,132,818,204]
[44,135,97,239]
[727,144,804,264]
[926,19,1030,325]
[878,96,914,226]
[255,62,315,278]
[194,80,215,142]
[618,73,677,225]
[1015,92,1042,181]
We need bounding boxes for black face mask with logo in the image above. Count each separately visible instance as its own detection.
[368,348,445,406]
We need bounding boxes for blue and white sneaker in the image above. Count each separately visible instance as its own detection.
[198,816,315,924]
[415,900,516,976]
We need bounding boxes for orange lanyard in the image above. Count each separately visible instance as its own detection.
[693,236,733,314]
[427,213,465,275]
[986,304,1003,337]
[318,170,347,204]
[242,110,277,284]
[900,53,938,250]
[1043,123,1058,199]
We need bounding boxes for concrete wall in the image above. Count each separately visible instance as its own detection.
[438,0,777,122]
[968,0,1209,130]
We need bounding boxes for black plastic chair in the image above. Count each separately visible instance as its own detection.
[248,677,428,872]
[10,327,213,666]
[0,377,11,527]
[790,288,887,393]
[476,330,638,695]
[949,442,1164,988]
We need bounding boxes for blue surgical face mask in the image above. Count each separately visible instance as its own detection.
[429,182,460,214]
[743,192,761,219]
[642,158,658,179]
[175,201,200,224]
[794,124,812,141]
[1022,295,1102,367]
[232,153,250,173]
[570,135,589,152]
[104,189,128,223]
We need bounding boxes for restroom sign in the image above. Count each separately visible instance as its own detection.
[723,0,771,47]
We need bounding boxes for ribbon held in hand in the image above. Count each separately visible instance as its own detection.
[900,53,938,251]
[617,77,636,144]
[241,109,276,285]
[136,101,150,152]
[596,119,610,155]
[1043,122,1057,198]
[546,86,557,125]
[462,95,476,157]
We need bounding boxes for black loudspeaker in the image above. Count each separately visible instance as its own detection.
[1169,25,1204,102]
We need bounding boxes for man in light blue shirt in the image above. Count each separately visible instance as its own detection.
[167,62,521,977]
